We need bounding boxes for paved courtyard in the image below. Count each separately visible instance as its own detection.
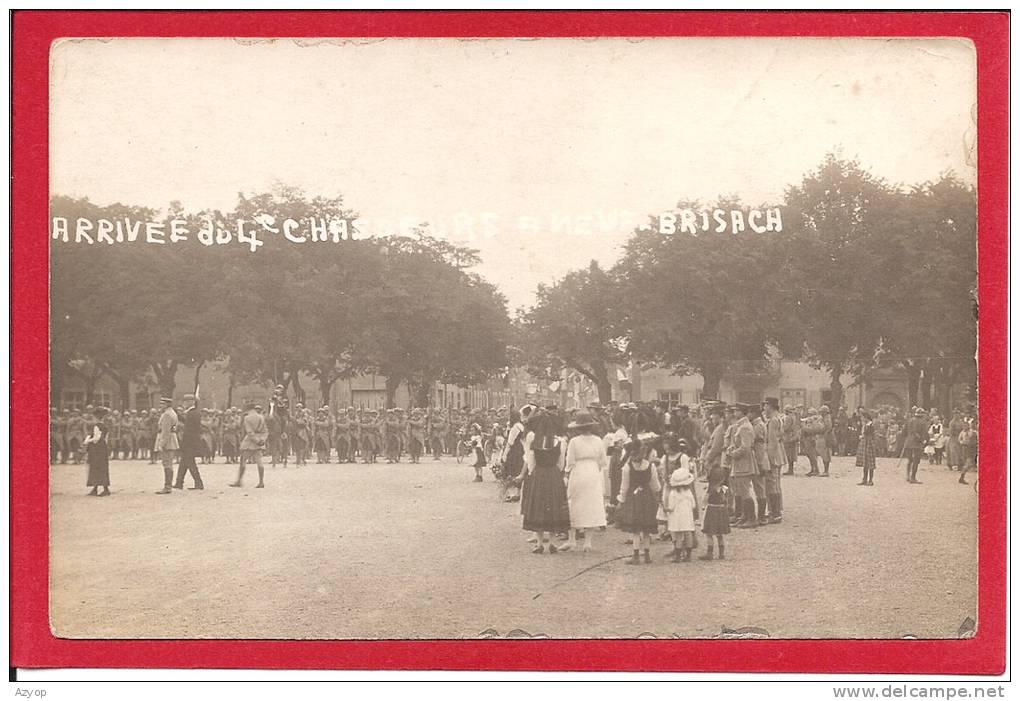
[49,454,977,640]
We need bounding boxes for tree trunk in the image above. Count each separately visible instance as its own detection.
[193,360,205,394]
[903,361,920,409]
[919,362,933,410]
[384,376,402,409]
[227,372,236,409]
[84,372,98,405]
[828,367,844,413]
[117,376,131,411]
[700,362,723,401]
[292,371,306,405]
[936,363,953,417]
[319,376,337,407]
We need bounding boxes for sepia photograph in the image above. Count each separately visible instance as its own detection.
[45,34,980,643]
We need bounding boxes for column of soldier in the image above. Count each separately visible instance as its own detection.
[49,393,519,470]
[51,390,977,497]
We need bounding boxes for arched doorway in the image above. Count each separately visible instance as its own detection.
[870,391,905,411]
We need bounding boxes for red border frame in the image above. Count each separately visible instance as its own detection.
[11,11,1008,673]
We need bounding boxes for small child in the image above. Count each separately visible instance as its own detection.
[617,439,662,565]
[699,468,731,560]
[470,424,485,482]
[665,467,699,562]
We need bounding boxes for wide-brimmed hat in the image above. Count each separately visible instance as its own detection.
[670,467,694,487]
[567,411,598,429]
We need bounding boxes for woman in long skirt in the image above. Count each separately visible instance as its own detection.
[563,412,608,552]
[84,407,111,496]
[856,410,877,486]
[520,411,570,553]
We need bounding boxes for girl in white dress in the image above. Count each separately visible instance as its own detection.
[563,412,608,552]
[665,467,698,562]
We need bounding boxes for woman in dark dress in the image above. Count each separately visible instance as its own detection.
[85,406,111,496]
[520,411,570,554]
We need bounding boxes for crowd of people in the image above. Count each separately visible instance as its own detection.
[496,398,979,564]
[51,389,979,514]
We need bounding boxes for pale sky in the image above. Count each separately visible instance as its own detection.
[50,37,976,309]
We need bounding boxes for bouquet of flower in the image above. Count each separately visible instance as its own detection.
[490,458,516,501]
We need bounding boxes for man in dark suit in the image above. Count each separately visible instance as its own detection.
[173,393,205,490]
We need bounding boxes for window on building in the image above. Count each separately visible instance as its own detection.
[780,388,806,408]
[61,391,85,411]
[657,390,681,408]
[820,389,833,405]
[92,391,113,408]
[683,390,701,406]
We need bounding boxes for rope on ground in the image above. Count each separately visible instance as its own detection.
[532,554,630,600]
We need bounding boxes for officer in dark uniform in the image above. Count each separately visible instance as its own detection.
[173,393,205,490]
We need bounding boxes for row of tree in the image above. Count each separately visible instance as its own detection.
[50,188,512,408]
[51,154,976,416]
[521,155,977,414]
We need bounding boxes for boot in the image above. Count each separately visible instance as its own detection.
[737,499,757,528]
[768,494,782,523]
[698,548,714,561]
[626,550,641,565]
[718,542,725,559]
[757,498,769,525]
[87,487,98,496]
[643,549,652,564]
[668,546,682,563]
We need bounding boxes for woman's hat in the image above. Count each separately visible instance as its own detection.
[567,411,598,429]
[670,467,694,487]
[520,404,539,421]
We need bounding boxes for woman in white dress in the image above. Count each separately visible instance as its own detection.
[563,412,608,552]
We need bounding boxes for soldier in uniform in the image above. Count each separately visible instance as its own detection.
[408,408,427,463]
[332,407,350,463]
[145,408,160,464]
[174,394,205,490]
[781,405,798,475]
[800,407,823,476]
[725,403,758,529]
[748,404,770,526]
[817,405,835,476]
[221,408,240,464]
[155,397,179,494]
[429,409,447,460]
[360,409,378,463]
[351,407,363,461]
[290,403,309,466]
[313,407,333,463]
[763,398,787,523]
[903,407,929,484]
[385,409,402,463]
[199,408,215,463]
[232,400,268,488]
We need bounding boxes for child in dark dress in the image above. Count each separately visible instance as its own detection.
[699,468,730,560]
[617,439,662,565]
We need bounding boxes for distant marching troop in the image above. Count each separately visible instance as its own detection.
[52,390,977,562]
